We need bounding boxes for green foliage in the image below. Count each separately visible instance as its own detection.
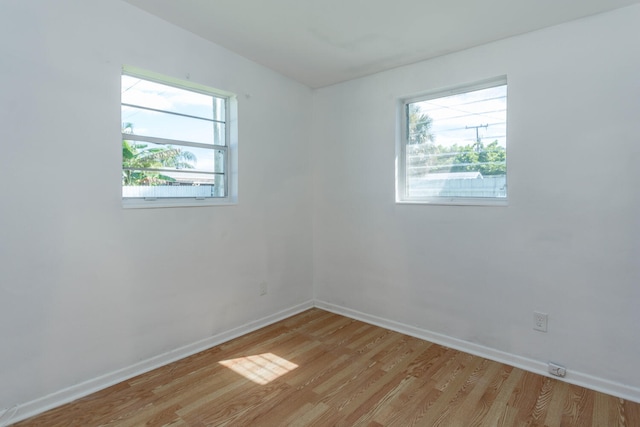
[122,123,197,186]
[406,108,506,177]
[407,140,506,177]
[407,104,434,145]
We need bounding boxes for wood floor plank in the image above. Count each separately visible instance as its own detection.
[592,392,617,427]
[12,308,640,427]
[445,359,504,426]
[424,354,486,426]
[115,403,182,427]
[466,363,515,427]
[509,369,548,426]
[478,366,524,426]
[561,384,593,426]
[282,402,330,426]
[543,379,570,427]
[362,374,421,424]
[372,347,460,425]
[624,398,640,427]
[334,346,429,425]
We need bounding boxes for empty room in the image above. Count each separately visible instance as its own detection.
[1,0,639,425]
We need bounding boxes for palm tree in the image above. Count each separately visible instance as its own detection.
[122,123,197,185]
[407,104,434,145]
[405,104,437,177]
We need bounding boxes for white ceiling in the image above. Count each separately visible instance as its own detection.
[122,0,639,88]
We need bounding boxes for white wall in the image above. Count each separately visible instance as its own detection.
[0,0,313,415]
[2,0,639,420]
[312,5,640,398]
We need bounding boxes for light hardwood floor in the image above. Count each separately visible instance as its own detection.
[13,308,640,426]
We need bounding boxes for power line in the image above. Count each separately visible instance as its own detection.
[466,124,488,142]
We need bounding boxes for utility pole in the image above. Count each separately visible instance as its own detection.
[466,124,488,152]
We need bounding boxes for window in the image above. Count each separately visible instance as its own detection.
[121,67,236,207]
[397,77,508,205]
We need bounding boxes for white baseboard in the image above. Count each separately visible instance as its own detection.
[314,300,640,404]
[5,297,638,426]
[2,300,314,426]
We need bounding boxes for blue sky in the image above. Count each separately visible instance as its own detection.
[413,84,507,149]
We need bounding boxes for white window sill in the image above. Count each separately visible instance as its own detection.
[396,197,508,207]
[123,198,237,209]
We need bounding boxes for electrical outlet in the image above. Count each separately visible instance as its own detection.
[259,281,268,296]
[548,362,566,377]
[533,311,548,332]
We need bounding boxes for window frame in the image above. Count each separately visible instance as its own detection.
[396,76,508,206]
[121,66,238,209]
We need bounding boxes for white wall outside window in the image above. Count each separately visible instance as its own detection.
[0,0,313,414]
[312,5,640,401]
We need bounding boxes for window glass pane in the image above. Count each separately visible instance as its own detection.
[121,71,231,203]
[212,174,226,198]
[406,173,507,198]
[405,83,507,199]
[213,148,225,174]
[121,75,223,121]
[122,106,225,146]
[213,96,226,122]
[121,173,220,198]
[122,140,225,174]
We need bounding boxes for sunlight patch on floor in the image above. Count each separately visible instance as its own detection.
[219,353,298,385]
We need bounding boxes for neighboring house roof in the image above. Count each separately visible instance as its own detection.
[162,171,215,184]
